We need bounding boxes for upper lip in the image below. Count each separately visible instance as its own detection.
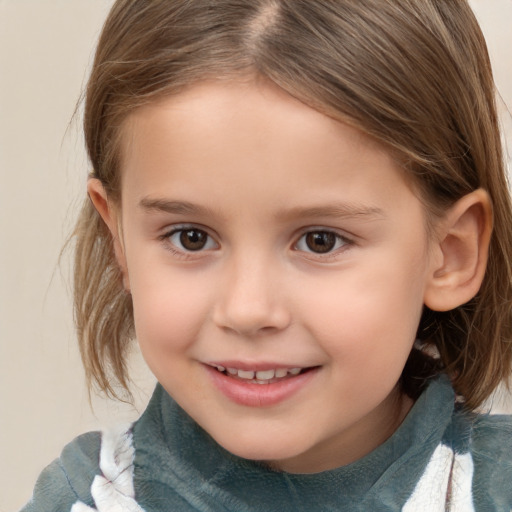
[206,361,312,371]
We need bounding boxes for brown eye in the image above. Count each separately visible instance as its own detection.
[295,230,350,256]
[166,227,217,253]
[304,232,337,253]
[179,229,209,251]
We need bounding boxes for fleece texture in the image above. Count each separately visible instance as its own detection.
[22,376,512,511]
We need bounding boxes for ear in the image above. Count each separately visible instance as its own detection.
[424,189,492,312]
[87,178,130,291]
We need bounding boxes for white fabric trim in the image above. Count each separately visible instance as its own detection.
[403,444,475,512]
[71,425,146,512]
[449,452,475,511]
[403,444,454,512]
[71,503,96,512]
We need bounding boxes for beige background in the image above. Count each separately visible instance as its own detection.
[1,2,511,510]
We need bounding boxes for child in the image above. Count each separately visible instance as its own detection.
[23,0,512,510]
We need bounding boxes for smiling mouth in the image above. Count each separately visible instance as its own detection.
[209,364,313,384]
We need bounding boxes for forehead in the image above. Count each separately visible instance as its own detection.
[121,79,367,152]
[118,79,420,222]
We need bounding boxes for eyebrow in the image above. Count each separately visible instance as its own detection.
[140,197,385,222]
[275,204,386,222]
[139,198,217,217]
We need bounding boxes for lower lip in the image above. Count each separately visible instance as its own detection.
[204,365,319,407]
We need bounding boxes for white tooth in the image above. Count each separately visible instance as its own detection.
[237,369,255,379]
[288,368,301,375]
[216,365,225,372]
[275,368,288,378]
[227,368,238,375]
[255,369,275,380]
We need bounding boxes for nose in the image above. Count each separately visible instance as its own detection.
[213,253,291,336]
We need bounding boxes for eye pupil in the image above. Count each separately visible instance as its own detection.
[180,229,207,251]
[305,232,336,253]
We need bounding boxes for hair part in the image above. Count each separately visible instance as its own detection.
[76,0,512,408]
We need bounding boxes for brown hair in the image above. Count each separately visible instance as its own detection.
[75,0,512,409]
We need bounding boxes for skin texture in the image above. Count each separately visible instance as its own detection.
[89,79,492,473]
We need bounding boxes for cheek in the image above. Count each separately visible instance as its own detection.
[299,254,427,367]
[129,267,213,354]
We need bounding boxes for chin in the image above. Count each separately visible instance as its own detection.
[212,429,310,466]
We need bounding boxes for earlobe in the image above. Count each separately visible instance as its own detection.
[424,189,492,312]
[87,178,130,291]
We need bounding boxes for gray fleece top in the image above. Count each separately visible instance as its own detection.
[22,376,512,511]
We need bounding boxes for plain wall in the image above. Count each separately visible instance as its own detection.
[0,3,156,511]
[0,1,511,510]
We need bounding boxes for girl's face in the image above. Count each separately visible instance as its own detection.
[113,79,438,473]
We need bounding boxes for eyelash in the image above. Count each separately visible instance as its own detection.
[159,225,218,259]
[294,229,353,259]
[159,226,353,260]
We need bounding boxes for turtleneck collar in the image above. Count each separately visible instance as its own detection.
[132,376,455,511]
